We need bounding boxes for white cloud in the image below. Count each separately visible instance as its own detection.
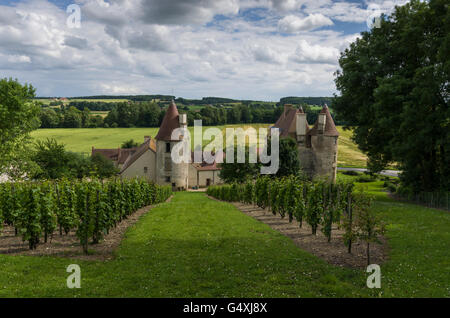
[278,14,333,33]
[0,0,378,99]
[7,55,31,63]
[98,83,142,95]
[291,40,340,64]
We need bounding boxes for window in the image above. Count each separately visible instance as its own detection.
[165,142,171,153]
[144,167,148,173]
[165,176,171,182]
[164,159,172,171]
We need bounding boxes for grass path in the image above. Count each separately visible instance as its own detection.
[0,188,448,297]
[0,192,366,297]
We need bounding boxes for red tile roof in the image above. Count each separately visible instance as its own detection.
[191,162,221,171]
[92,148,120,161]
[190,151,223,171]
[118,148,138,164]
[273,105,308,138]
[155,100,182,141]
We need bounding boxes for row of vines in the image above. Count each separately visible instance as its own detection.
[207,176,385,264]
[0,178,172,253]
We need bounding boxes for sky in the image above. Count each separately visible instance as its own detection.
[0,0,409,100]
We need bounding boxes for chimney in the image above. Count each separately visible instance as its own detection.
[318,112,326,134]
[179,114,187,127]
[296,112,308,137]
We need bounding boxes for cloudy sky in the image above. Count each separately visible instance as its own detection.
[0,0,408,100]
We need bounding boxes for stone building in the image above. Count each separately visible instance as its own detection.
[92,101,338,188]
[273,104,339,182]
[92,101,222,190]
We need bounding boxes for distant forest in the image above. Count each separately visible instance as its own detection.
[37,96,342,129]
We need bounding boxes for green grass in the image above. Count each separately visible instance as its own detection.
[91,111,110,118]
[360,181,450,297]
[0,193,365,297]
[35,99,130,104]
[338,173,450,297]
[31,128,161,154]
[30,125,367,167]
[336,127,367,168]
[1,187,449,297]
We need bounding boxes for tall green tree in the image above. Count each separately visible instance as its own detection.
[33,138,70,179]
[0,78,41,178]
[63,106,82,128]
[276,137,301,177]
[334,0,449,192]
[219,145,261,183]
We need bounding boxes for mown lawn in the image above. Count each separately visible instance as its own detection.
[0,192,366,297]
[0,186,449,297]
[30,126,366,167]
[361,181,450,297]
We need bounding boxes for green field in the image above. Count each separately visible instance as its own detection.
[0,179,448,297]
[30,125,367,167]
[35,99,130,104]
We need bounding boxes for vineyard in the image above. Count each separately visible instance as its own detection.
[207,176,385,265]
[0,178,171,254]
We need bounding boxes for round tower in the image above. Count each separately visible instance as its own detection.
[308,105,339,183]
[155,101,189,190]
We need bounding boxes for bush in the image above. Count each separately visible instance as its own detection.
[357,175,376,183]
[342,170,360,176]
[384,182,397,193]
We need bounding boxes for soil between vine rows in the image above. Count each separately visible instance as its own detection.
[0,196,173,261]
[208,196,388,269]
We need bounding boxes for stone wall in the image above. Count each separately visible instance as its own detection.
[156,140,189,190]
[120,149,156,182]
[310,135,338,182]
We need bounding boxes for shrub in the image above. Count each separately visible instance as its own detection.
[357,175,376,183]
[342,170,360,176]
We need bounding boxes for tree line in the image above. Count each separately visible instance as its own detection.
[334,0,449,193]
[39,101,343,129]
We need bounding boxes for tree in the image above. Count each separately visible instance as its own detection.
[40,108,60,128]
[219,145,261,183]
[276,137,301,177]
[90,153,119,178]
[121,139,139,149]
[137,102,160,127]
[32,138,70,179]
[353,190,385,265]
[0,78,41,178]
[66,152,91,178]
[63,106,82,128]
[81,107,91,127]
[334,0,450,192]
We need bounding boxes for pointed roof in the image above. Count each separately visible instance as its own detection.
[308,105,339,137]
[273,105,307,138]
[155,100,181,141]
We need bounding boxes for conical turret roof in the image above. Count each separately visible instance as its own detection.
[307,105,339,137]
[155,100,181,141]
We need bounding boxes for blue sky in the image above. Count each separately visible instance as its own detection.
[0,0,408,99]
